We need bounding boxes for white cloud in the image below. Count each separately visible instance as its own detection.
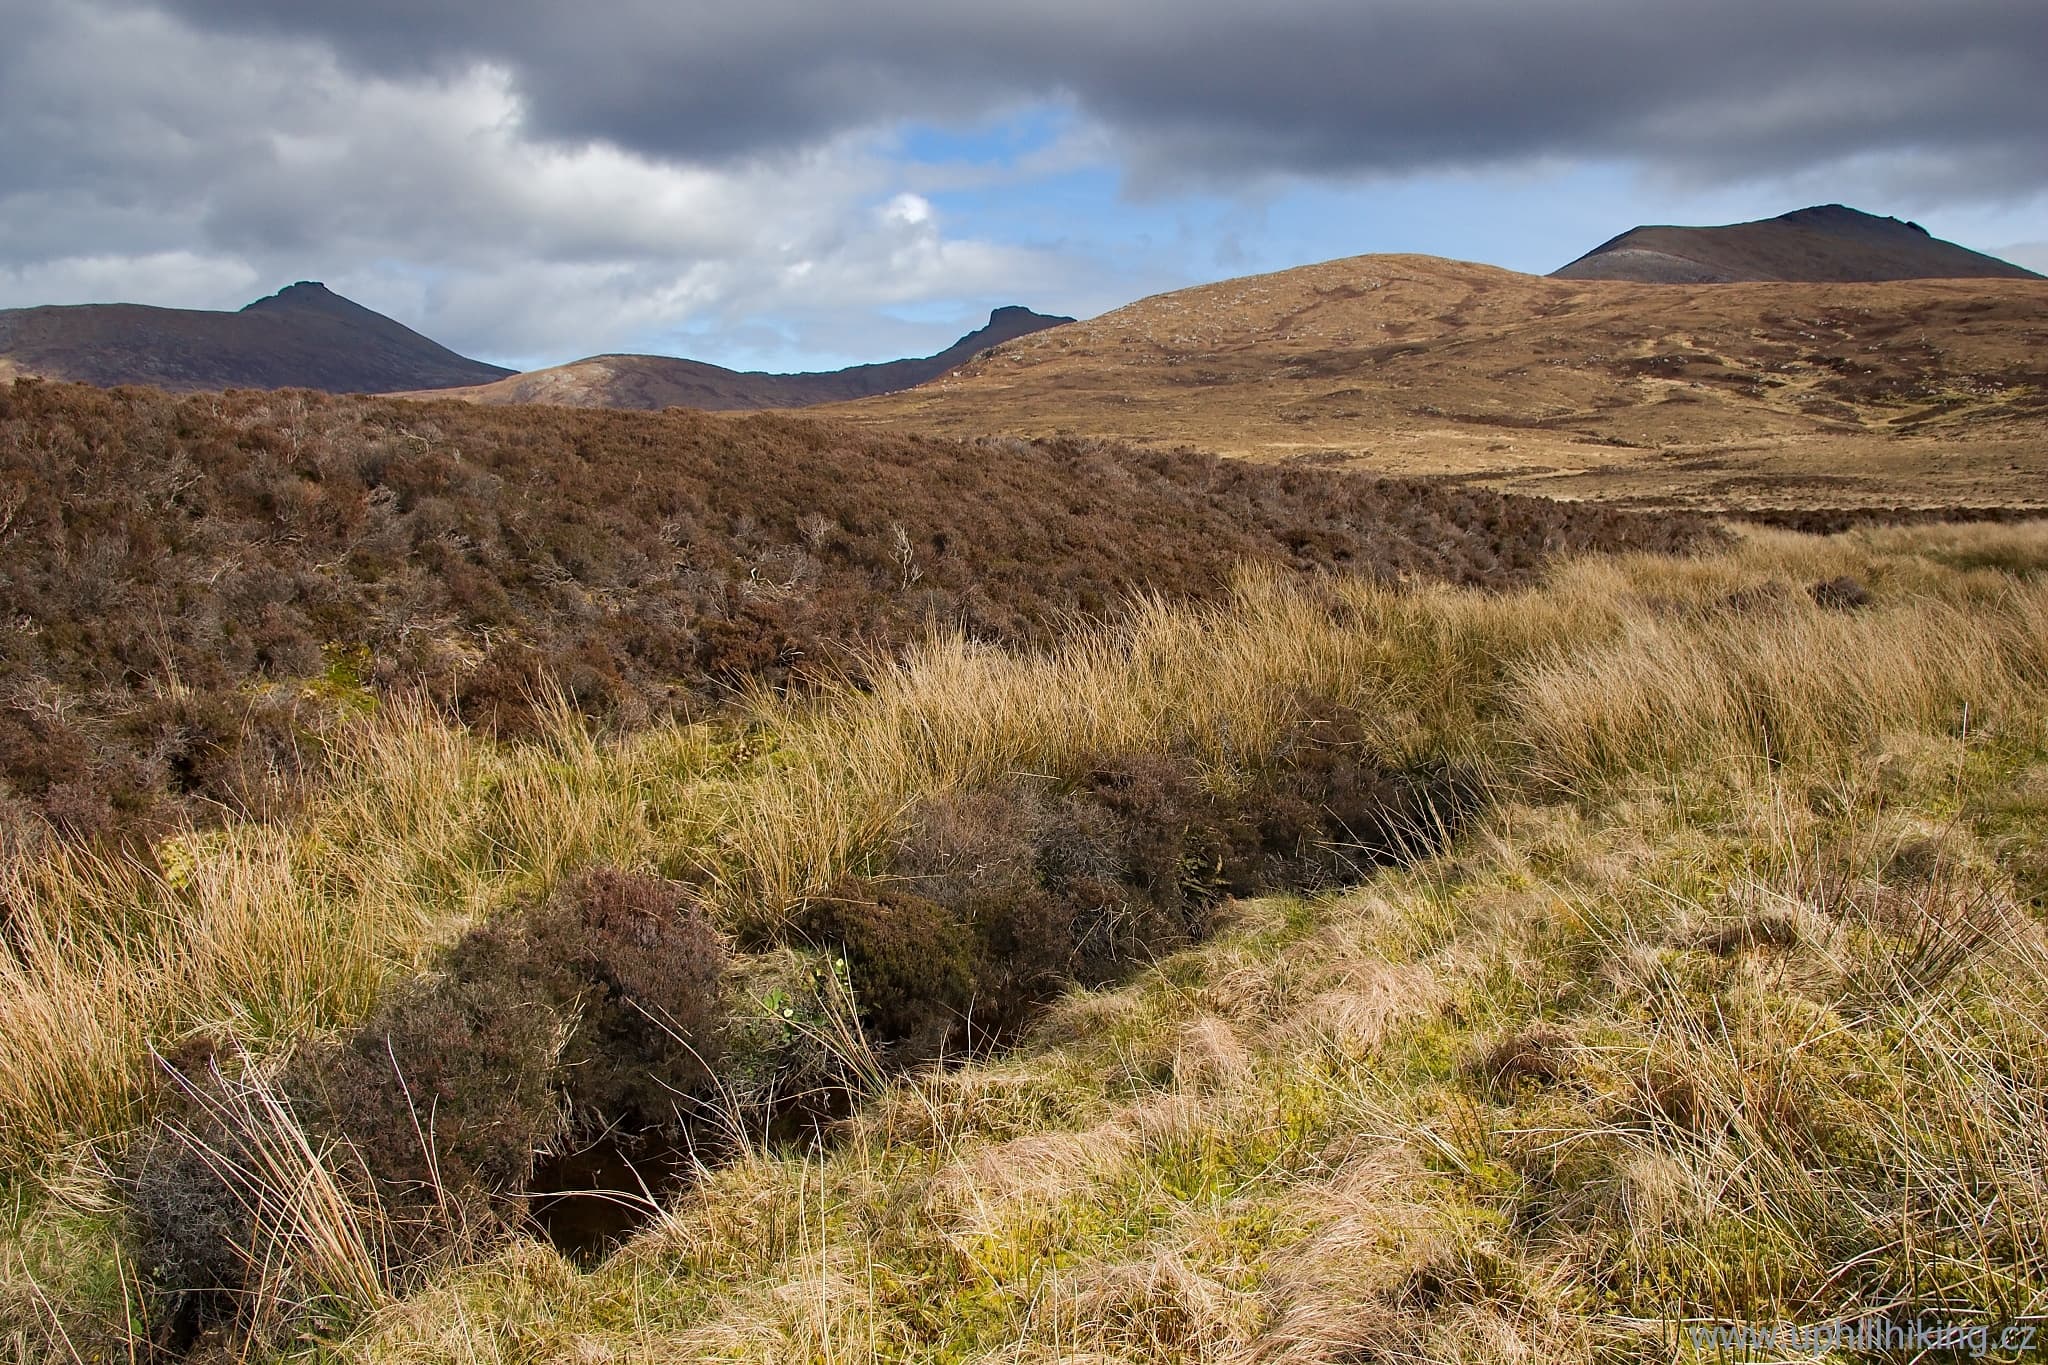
[144,0,2048,196]
[0,2,1102,368]
[883,193,933,228]
[0,252,262,311]
[8,0,2038,371]
[1993,242,2048,276]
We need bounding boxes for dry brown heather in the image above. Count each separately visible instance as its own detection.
[3,520,2046,1363]
[824,254,2048,511]
[0,379,1709,848]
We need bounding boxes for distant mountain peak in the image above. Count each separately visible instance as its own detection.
[3,281,511,392]
[1552,204,2037,283]
[1781,203,1873,223]
[1775,204,1931,238]
[961,305,1075,347]
[241,280,354,314]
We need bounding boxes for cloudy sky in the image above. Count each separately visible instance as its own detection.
[3,0,2044,373]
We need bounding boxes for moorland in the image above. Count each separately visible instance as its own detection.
[1,208,2045,1365]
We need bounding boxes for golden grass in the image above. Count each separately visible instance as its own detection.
[1517,582,2048,785]
[0,702,726,1181]
[326,722,2048,1360]
[5,518,2048,1360]
[826,256,2048,512]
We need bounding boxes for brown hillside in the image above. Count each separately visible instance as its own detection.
[825,254,2048,510]
[404,305,1072,410]
[1553,204,2042,283]
[0,379,1711,849]
[0,282,513,393]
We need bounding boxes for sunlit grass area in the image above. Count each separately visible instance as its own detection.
[5,520,2047,1361]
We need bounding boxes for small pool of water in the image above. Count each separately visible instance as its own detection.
[526,1133,697,1261]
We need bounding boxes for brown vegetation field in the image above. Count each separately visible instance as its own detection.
[827,254,2048,511]
[0,378,1707,849]
[3,517,2045,1362]
[4,320,2046,1362]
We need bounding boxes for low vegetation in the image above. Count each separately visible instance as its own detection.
[0,378,1707,850]
[3,514,2045,1361]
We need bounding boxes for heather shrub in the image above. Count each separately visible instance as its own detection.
[829,727,1476,1054]
[0,790,51,868]
[1051,756,1230,984]
[863,763,1229,1045]
[1809,574,1873,610]
[1072,754,1220,915]
[453,643,553,738]
[960,885,1081,1040]
[295,869,729,1200]
[288,919,570,1242]
[890,788,1048,910]
[0,707,149,843]
[698,599,803,684]
[127,868,731,1325]
[795,880,979,1058]
[523,867,729,1123]
[123,690,311,821]
[891,789,1075,1039]
[1256,705,1478,877]
[129,1119,262,1347]
[1736,505,2044,535]
[128,1040,412,1347]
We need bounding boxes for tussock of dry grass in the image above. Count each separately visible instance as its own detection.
[0,559,1562,1192]
[0,702,721,1182]
[6,519,2048,1360]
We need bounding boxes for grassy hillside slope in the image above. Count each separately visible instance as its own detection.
[4,519,2045,1361]
[825,255,2048,511]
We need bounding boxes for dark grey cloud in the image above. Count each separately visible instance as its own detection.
[2,0,2041,369]
[145,0,2048,191]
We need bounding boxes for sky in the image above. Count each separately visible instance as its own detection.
[2,0,2043,374]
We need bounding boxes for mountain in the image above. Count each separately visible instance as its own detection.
[1551,205,2042,284]
[0,282,514,393]
[823,253,2048,512]
[403,305,1074,410]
